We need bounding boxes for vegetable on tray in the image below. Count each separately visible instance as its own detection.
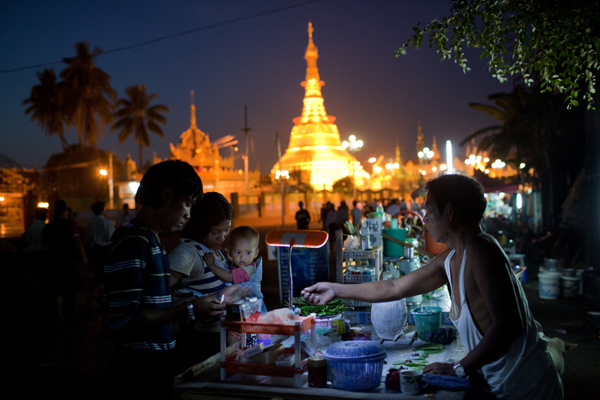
[287,297,353,317]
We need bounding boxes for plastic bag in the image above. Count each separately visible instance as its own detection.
[257,308,299,325]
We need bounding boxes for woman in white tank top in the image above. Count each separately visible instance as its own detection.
[302,173,562,399]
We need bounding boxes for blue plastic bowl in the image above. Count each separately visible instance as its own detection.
[323,341,386,391]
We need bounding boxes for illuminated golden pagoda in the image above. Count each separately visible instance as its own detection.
[271,23,362,191]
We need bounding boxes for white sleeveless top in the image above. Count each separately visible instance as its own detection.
[445,245,562,399]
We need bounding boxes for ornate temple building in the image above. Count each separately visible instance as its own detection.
[271,23,365,191]
[170,92,259,193]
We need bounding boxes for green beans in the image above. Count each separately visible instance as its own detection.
[288,297,352,316]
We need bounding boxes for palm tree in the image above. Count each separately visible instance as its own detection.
[461,85,546,174]
[111,84,169,166]
[60,41,116,147]
[23,68,69,150]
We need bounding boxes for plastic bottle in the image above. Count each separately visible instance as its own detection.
[397,246,422,304]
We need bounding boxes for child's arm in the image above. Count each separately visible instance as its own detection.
[203,252,234,282]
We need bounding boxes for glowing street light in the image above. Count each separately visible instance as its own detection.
[446,140,453,174]
[342,135,363,199]
[99,152,114,209]
[275,170,289,180]
[418,147,435,161]
[342,135,364,151]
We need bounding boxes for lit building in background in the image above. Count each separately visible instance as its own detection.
[168,92,259,193]
[271,23,364,191]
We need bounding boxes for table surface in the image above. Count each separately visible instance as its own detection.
[175,326,467,400]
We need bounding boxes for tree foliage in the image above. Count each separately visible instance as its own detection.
[111,84,169,166]
[463,84,585,192]
[396,0,600,109]
[41,144,125,200]
[23,68,69,150]
[60,42,116,147]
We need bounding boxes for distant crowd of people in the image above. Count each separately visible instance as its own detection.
[23,200,137,322]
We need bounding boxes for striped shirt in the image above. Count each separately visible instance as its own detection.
[104,218,174,352]
[169,238,230,298]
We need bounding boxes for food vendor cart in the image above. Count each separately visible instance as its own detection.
[174,229,465,399]
[174,324,466,399]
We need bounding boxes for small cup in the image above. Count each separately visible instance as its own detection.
[400,370,428,395]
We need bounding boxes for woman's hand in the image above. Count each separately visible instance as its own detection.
[203,252,216,266]
[301,282,336,306]
[423,362,456,376]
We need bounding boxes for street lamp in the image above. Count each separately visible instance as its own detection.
[99,152,114,209]
[342,135,363,199]
[418,147,435,175]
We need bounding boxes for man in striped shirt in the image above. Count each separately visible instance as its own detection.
[104,160,225,399]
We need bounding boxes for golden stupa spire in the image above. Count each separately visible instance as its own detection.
[190,90,197,129]
[272,22,359,191]
[296,22,334,125]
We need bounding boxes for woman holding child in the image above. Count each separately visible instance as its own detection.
[169,192,264,364]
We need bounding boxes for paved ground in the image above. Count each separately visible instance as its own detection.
[2,222,599,399]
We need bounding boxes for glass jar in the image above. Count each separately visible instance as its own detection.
[308,356,328,388]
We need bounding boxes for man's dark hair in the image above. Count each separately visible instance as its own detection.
[182,192,233,241]
[35,207,48,221]
[298,201,304,208]
[136,160,203,209]
[53,199,68,219]
[353,200,358,207]
[229,226,260,247]
[425,172,487,225]
[91,201,105,215]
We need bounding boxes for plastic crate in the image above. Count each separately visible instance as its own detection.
[344,270,376,283]
[343,249,381,259]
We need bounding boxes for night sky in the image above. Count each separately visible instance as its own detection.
[1,0,509,174]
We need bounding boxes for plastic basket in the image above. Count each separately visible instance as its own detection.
[325,356,385,391]
[323,341,386,391]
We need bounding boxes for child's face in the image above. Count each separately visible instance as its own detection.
[161,194,194,235]
[201,219,231,251]
[231,237,259,268]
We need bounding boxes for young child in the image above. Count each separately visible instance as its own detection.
[204,226,267,314]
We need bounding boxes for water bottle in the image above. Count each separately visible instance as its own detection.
[397,246,422,304]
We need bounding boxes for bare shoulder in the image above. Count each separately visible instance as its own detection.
[424,247,453,270]
[466,233,507,271]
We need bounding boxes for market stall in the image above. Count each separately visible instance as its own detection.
[174,325,466,400]
[174,227,467,398]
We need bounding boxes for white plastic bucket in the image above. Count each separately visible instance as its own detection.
[560,276,581,298]
[539,272,560,299]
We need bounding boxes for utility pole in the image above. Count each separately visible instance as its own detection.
[108,152,114,210]
[241,105,251,194]
[277,131,285,226]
